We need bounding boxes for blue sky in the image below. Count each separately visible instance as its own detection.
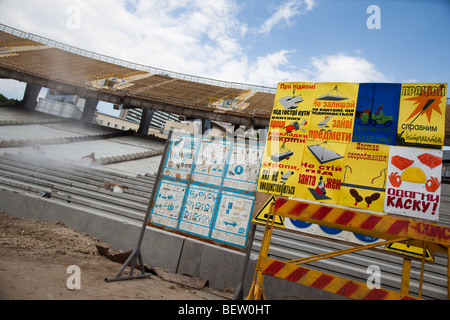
[0,0,448,115]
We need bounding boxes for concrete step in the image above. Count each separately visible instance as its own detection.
[0,169,149,212]
[0,152,154,220]
[0,182,144,222]
[0,153,154,195]
[0,157,152,199]
[0,167,147,221]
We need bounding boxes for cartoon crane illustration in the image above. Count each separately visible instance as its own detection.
[316,85,349,101]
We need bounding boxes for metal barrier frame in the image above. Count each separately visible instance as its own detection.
[247,198,450,300]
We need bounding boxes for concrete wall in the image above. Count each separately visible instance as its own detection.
[95,112,139,132]
[6,184,448,299]
[36,98,83,119]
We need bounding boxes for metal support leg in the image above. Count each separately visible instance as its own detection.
[401,258,411,295]
[447,246,450,300]
[105,248,151,282]
[246,202,275,300]
[418,241,428,298]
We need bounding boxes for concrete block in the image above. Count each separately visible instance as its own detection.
[0,188,350,296]
[0,188,184,272]
[140,227,186,273]
[176,238,246,289]
[0,189,47,220]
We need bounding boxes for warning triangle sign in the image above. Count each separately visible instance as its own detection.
[252,196,285,228]
[384,242,433,262]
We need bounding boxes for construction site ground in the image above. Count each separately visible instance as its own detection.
[0,211,233,300]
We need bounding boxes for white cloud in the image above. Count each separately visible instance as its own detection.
[259,0,317,34]
[0,0,246,76]
[246,50,309,86]
[212,50,311,88]
[403,79,419,83]
[216,51,387,88]
[0,0,386,94]
[306,53,389,83]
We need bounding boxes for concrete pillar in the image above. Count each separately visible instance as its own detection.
[138,108,154,135]
[202,119,211,134]
[22,83,42,110]
[80,97,99,122]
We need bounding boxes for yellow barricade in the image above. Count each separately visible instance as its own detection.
[247,198,450,300]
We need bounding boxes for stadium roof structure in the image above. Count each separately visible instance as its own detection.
[0,24,275,128]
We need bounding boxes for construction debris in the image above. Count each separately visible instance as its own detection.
[152,267,209,290]
[95,244,210,290]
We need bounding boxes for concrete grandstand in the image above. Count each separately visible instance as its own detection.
[0,23,275,130]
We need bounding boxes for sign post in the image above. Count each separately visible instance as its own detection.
[105,130,173,282]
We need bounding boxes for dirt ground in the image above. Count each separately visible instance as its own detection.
[0,211,233,300]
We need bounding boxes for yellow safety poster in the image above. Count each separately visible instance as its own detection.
[257,82,315,196]
[255,80,447,247]
[338,142,390,212]
[396,83,447,148]
[257,81,447,217]
[295,139,347,204]
[308,83,359,143]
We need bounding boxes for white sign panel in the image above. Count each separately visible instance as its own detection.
[211,190,255,247]
[223,141,262,192]
[150,133,264,249]
[179,184,220,237]
[150,179,187,228]
[192,138,230,186]
[163,134,198,181]
[384,146,442,221]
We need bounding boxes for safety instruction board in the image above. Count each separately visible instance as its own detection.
[258,82,446,225]
[150,132,263,249]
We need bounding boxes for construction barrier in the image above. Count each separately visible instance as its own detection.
[247,198,450,300]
